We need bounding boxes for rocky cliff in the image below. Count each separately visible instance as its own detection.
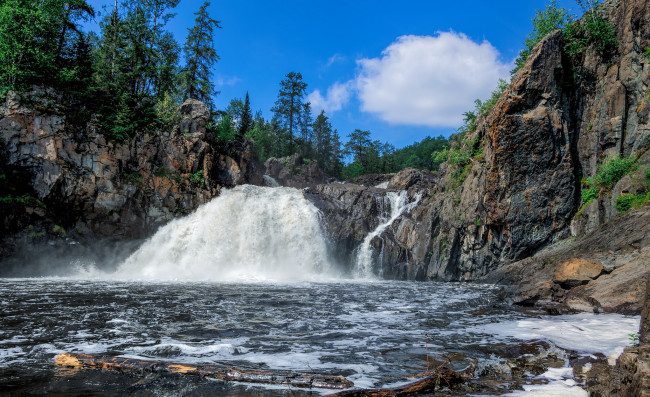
[307,0,649,311]
[0,92,263,273]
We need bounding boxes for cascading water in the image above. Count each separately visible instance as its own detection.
[105,185,335,282]
[354,191,418,278]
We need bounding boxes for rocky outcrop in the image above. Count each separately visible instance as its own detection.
[483,205,649,314]
[585,279,650,396]
[264,154,327,188]
[309,0,649,294]
[0,93,263,272]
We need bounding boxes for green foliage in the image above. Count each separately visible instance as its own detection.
[512,0,572,75]
[155,91,181,129]
[0,194,46,208]
[0,0,95,95]
[563,0,617,58]
[387,136,449,172]
[190,170,205,185]
[180,1,221,109]
[615,192,650,213]
[213,114,237,143]
[153,165,180,181]
[52,224,67,236]
[433,132,482,188]
[630,333,640,347]
[271,71,308,155]
[581,185,599,206]
[239,92,253,138]
[581,156,639,208]
[341,162,364,180]
[123,171,143,186]
[592,156,638,190]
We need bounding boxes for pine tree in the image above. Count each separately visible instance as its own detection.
[313,110,332,169]
[181,1,221,109]
[271,71,307,155]
[238,92,253,138]
[299,102,313,158]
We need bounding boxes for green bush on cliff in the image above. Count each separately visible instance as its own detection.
[592,156,638,190]
[581,156,639,208]
[512,0,572,75]
[563,0,617,58]
[615,192,650,213]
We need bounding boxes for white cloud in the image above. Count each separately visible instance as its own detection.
[307,81,353,114]
[326,53,346,67]
[215,75,241,87]
[352,32,511,127]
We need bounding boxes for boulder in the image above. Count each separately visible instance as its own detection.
[553,258,605,288]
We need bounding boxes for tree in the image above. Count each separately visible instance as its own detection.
[271,71,307,155]
[0,0,94,94]
[313,110,333,169]
[512,0,571,75]
[181,1,221,109]
[299,102,314,157]
[238,92,253,138]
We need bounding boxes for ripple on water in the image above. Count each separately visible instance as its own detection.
[0,279,639,396]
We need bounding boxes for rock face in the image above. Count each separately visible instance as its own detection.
[308,0,649,297]
[264,153,327,188]
[0,94,263,271]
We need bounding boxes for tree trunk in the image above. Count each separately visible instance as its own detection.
[55,352,353,390]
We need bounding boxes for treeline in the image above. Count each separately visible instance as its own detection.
[0,0,449,180]
[0,0,220,142]
[217,71,450,179]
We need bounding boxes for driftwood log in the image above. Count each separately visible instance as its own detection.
[55,352,353,390]
[327,365,474,396]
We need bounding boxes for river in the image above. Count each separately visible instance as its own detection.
[0,186,640,395]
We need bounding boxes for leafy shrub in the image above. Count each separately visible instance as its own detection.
[52,224,66,236]
[580,156,638,210]
[155,92,181,129]
[564,1,617,57]
[0,194,46,208]
[190,170,205,186]
[581,185,599,205]
[123,172,143,186]
[592,156,638,190]
[615,192,650,213]
[512,0,572,75]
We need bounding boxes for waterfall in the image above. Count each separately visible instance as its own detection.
[354,191,417,279]
[108,185,335,282]
[263,175,280,187]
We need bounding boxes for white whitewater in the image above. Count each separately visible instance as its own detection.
[355,191,417,278]
[109,185,334,281]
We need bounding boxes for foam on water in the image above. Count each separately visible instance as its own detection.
[478,312,639,357]
[93,185,337,282]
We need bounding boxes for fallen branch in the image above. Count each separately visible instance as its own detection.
[55,353,353,390]
[326,364,474,396]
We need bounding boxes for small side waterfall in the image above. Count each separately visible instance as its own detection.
[109,185,335,281]
[355,191,417,278]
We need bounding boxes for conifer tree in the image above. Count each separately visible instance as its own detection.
[181,1,221,109]
[271,71,307,155]
[238,92,253,138]
[299,102,313,157]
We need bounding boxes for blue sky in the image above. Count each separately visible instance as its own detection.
[85,0,581,148]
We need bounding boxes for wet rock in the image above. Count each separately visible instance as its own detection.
[264,153,326,188]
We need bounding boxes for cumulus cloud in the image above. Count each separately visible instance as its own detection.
[353,32,511,127]
[307,81,353,114]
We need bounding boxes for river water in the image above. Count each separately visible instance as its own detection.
[0,279,639,396]
[0,186,640,395]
